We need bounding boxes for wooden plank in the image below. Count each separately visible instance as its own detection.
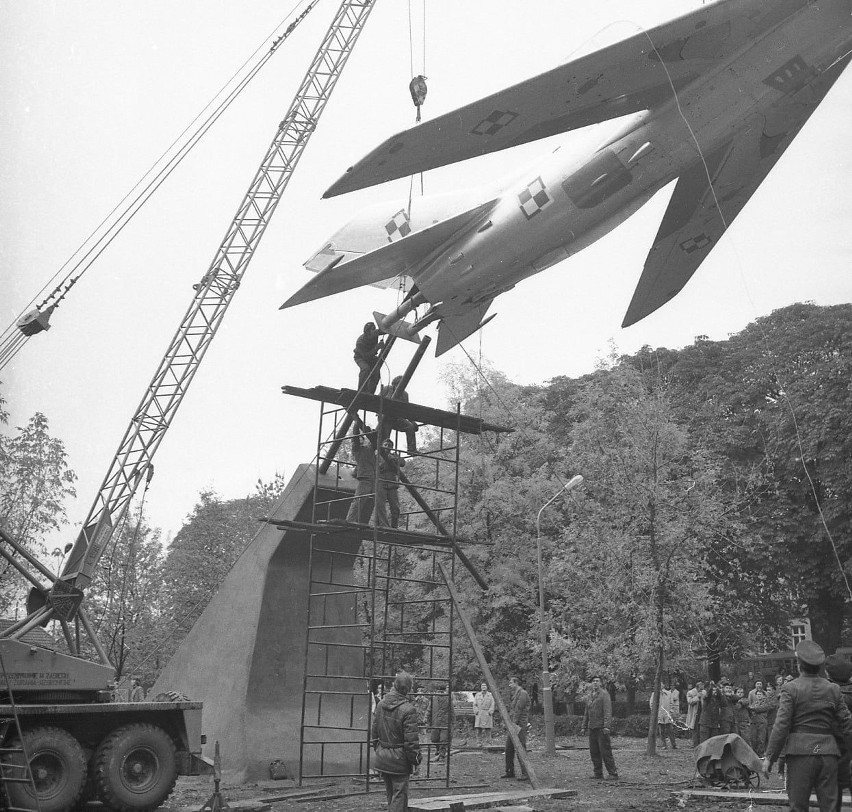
[437,562,539,788]
[409,788,576,812]
[679,789,852,807]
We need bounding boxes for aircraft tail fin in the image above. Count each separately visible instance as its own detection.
[281,192,498,309]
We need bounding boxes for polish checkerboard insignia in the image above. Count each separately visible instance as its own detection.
[385,209,411,242]
[518,177,551,220]
[471,109,519,137]
[680,233,712,254]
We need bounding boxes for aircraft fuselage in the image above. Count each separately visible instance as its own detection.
[415,0,852,320]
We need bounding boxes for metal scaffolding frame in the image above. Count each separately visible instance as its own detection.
[298,394,462,788]
[280,381,512,790]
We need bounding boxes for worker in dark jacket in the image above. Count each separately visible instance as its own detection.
[764,640,852,812]
[502,676,531,780]
[379,438,405,528]
[346,430,386,525]
[354,322,383,393]
[582,676,618,779]
[380,375,418,452]
[371,671,421,812]
[825,654,852,812]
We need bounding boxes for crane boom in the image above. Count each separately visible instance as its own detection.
[2,0,379,651]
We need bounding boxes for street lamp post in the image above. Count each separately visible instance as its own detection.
[536,474,584,756]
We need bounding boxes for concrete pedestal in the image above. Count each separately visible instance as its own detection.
[153,464,367,782]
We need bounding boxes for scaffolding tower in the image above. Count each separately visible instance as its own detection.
[279,383,510,790]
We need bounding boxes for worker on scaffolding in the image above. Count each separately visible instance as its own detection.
[347,428,387,525]
[354,322,384,393]
[378,438,405,529]
[380,375,418,453]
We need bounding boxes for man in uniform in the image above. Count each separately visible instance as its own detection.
[502,676,531,781]
[379,438,405,528]
[763,640,852,812]
[379,375,418,453]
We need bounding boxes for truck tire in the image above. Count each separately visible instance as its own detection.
[3,726,87,812]
[92,723,178,812]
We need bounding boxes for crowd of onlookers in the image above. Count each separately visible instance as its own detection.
[651,673,793,757]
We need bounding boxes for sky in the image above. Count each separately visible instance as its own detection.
[2,0,851,546]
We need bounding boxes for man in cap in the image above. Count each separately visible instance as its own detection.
[763,640,852,812]
[825,654,852,812]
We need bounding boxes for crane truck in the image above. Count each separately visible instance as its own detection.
[0,2,378,810]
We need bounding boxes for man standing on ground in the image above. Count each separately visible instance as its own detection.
[763,641,852,812]
[748,678,769,756]
[431,683,453,761]
[371,671,421,812]
[687,681,704,747]
[502,676,531,781]
[582,676,619,780]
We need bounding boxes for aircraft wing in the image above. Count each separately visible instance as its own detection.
[281,198,499,309]
[325,0,813,197]
[622,52,852,327]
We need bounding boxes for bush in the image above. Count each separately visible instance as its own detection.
[553,715,585,737]
[612,715,652,738]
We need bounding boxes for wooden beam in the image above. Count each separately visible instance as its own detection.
[408,788,576,812]
[437,562,539,788]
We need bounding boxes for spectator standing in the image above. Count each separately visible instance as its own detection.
[686,681,703,746]
[764,641,852,812]
[582,676,619,780]
[129,677,145,702]
[473,682,495,746]
[748,679,770,756]
[765,683,779,748]
[413,687,429,742]
[719,683,737,735]
[733,686,751,741]
[502,676,531,781]
[371,671,421,812]
[699,684,722,743]
[825,654,852,812]
[651,681,679,749]
[430,683,453,761]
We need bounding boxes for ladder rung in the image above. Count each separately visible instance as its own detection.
[6,806,39,812]
[0,776,35,783]
[0,747,25,753]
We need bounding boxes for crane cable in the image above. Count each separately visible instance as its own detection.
[0,0,320,374]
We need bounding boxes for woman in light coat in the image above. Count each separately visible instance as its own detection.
[473,682,495,745]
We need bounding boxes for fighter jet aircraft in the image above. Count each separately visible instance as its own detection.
[282,0,852,355]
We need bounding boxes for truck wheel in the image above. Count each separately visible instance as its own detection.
[3,726,87,812]
[93,723,177,812]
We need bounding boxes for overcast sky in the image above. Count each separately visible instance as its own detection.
[2,0,851,544]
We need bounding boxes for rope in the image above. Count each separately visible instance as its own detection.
[0,0,319,373]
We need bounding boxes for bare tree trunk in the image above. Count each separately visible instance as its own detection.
[647,642,664,756]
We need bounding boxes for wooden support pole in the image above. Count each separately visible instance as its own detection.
[319,335,397,474]
[348,411,488,591]
[437,561,540,789]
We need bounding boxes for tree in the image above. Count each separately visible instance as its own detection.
[0,390,77,616]
[546,360,726,754]
[86,511,163,685]
[632,303,852,653]
[156,476,288,671]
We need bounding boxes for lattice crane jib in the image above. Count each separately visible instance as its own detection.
[0,0,380,663]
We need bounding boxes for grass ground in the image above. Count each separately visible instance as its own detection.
[165,730,793,812]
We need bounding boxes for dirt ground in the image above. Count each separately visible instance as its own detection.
[164,732,794,812]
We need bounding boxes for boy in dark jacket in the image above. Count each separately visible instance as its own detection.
[371,671,421,812]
